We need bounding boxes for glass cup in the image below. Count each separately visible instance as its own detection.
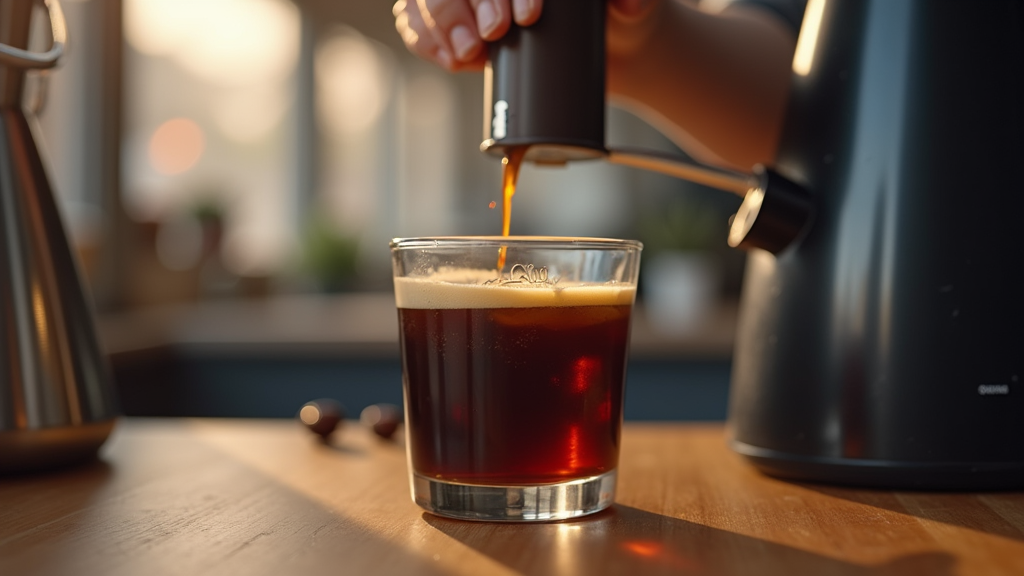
[390,237,642,521]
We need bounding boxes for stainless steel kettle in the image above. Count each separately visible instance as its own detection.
[0,0,118,473]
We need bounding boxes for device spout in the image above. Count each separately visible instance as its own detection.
[605,147,754,196]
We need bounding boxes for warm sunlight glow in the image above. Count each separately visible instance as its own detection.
[624,541,663,558]
[124,0,299,86]
[149,118,205,175]
[31,283,49,359]
[621,540,698,571]
[567,425,580,471]
[317,30,393,135]
[212,87,288,143]
[792,0,827,76]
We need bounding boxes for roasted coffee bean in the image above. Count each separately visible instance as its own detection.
[360,403,401,439]
[299,399,345,441]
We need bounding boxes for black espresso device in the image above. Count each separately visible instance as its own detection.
[481,0,1024,490]
[481,0,606,164]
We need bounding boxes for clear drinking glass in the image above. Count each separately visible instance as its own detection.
[390,237,642,521]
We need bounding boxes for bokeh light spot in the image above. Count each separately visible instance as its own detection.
[148,118,205,175]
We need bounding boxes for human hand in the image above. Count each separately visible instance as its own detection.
[393,0,544,72]
[393,0,661,72]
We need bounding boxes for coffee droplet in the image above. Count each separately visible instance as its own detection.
[299,399,345,440]
[361,403,402,439]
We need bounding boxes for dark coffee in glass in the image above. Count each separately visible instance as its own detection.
[391,237,641,522]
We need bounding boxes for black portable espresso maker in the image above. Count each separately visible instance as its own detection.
[481,0,1024,490]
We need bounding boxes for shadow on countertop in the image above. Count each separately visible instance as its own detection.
[422,504,955,576]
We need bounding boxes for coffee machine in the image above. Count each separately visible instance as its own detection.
[481,0,1024,489]
[0,0,118,473]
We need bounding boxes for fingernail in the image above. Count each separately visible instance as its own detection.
[512,0,531,23]
[476,1,498,37]
[436,48,454,69]
[449,25,479,61]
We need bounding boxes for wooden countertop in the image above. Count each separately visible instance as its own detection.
[2,419,1022,575]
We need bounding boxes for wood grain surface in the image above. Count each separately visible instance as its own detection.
[1,419,1022,576]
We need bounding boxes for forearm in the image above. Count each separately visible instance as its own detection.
[608,1,797,170]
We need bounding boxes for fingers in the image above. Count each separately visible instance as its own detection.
[394,0,478,71]
[394,0,544,72]
[511,0,542,27]
[415,0,483,67]
[394,0,438,62]
[473,0,512,41]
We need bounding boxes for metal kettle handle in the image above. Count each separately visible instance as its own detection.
[0,0,67,69]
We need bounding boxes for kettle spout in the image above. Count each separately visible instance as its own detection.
[606,147,755,196]
[606,148,812,254]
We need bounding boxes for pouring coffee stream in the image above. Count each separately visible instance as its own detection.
[496,146,526,269]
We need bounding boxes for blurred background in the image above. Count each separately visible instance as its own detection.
[34,0,745,421]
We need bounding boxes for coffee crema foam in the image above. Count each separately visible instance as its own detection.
[394,269,635,310]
